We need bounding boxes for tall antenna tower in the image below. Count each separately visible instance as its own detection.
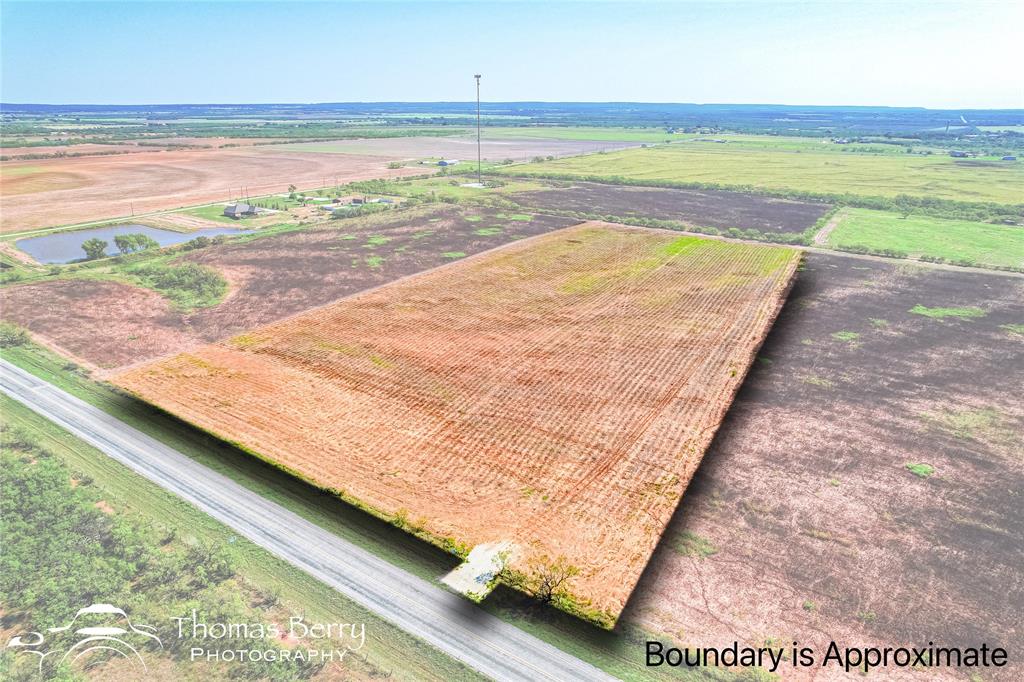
[474,74,482,185]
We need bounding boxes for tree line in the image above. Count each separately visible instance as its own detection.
[80,232,160,260]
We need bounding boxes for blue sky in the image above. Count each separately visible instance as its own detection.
[1,1,1021,108]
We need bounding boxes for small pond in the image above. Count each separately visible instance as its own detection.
[15,224,252,264]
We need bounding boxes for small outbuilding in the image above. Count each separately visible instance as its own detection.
[438,159,460,166]
[223,203,257,219]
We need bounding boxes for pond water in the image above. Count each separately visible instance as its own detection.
[15,224,252,264]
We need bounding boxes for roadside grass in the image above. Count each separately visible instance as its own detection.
[909,305,987,320]
[499,144,1024,204]
[0,394,478,681]
[0,340,735,681]
[826,209,1024,269]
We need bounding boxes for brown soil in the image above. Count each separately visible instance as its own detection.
[0,207,577,370]
[112,223,800,624]
[0,147,421,233]
[624,254,1024,680]
[510,182,832,235]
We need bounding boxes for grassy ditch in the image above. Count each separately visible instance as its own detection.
[0,396,477,681]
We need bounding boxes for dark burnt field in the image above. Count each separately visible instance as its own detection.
[0,206,577,370]
[626,254,1024,680]
[508,181,832,235]
[180,206,576,340]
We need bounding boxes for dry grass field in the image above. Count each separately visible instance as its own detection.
[112,222,800,625]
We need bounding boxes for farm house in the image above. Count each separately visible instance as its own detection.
[223,203,257,219]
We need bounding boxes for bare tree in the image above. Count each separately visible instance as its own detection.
[501,554,580,605]
[530,555,580,604]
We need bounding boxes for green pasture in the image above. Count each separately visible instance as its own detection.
[827,209,1024,268]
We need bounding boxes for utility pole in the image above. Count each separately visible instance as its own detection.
[474,74,482,185]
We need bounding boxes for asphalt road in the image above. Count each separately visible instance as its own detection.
[1,359,618,682]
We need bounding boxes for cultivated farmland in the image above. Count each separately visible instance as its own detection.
[503,143,1024,203]
[0,147,421,233]
[112,223,801,626]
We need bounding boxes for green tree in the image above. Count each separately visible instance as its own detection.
[131,234,159,251]
[114,233,159,254]
[80,238,108,260]
[114,234,133,254]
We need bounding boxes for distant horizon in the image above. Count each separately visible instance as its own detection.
[3,101,1022,113]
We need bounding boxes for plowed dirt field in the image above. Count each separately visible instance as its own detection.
[0,147,420,232]
[113,222,800,625]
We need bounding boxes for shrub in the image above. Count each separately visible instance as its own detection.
[183,235,211,250]
[0,322,29,347]
[128,262,227,310]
